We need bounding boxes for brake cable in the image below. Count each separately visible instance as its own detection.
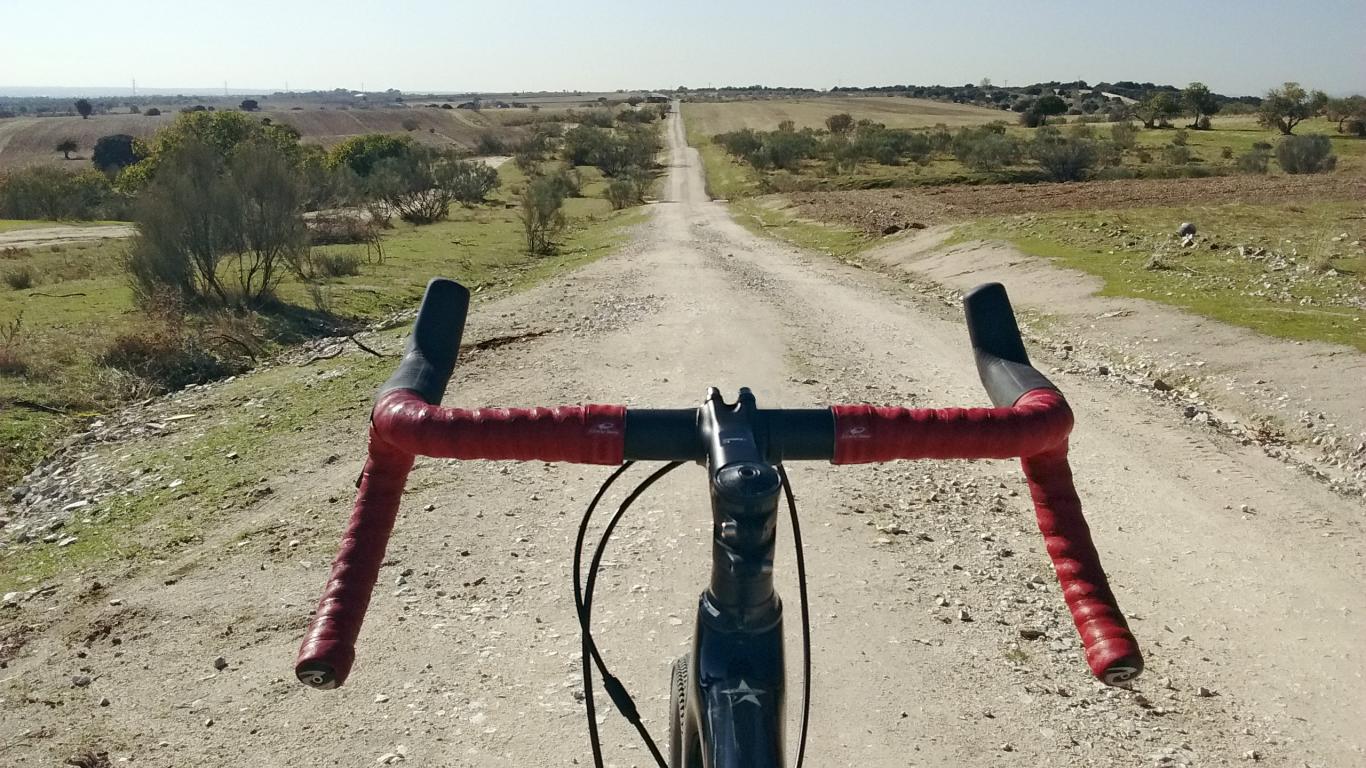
[777,464,811,768]
[574,462,812,768]
[575,461,680,768]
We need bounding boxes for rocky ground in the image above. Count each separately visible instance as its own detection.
[0,108,1362,767]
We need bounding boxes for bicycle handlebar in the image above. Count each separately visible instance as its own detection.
[295,278,1143,690]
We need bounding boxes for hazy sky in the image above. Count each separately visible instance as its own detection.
[2,0,1363,96]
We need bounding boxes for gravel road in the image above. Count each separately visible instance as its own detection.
[1,105,1361,767]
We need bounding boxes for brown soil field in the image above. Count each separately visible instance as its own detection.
[0,108,522,171]
[683,96,1006,134]
[788,173,1366,234]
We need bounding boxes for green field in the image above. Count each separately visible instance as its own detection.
[0,162,647,488]
[954,202,1364,350]
[684,97,1366,196]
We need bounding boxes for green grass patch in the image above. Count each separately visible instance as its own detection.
[0,350,395,592]
[730,197,871,257]
[953,202,1365,350]
[0,162,647,489]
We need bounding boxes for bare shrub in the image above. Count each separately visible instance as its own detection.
[605,178,637,210]
[0,312,26,376]
[99,329,234,392]
[1162,144,1192,165]
[518,176,566,255]
[1109,122,1138,150]
[3,265,34,290]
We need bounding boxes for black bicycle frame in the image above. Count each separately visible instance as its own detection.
[677,386,791,768]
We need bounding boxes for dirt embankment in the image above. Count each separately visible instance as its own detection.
[788,173,1366,235]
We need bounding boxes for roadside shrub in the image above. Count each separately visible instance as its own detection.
[605,178,637,209]
[518,175,567,255]
[1031,135,1097,181]
[99,327,234,392]
[545,167,582,198]
[1235,149,1270,174]
[627,167,653,201]
[0,166,115,220]
[3,265,34,290]
[1018,110,1044,128]
[583,110,616,128]
[312,250,362,277]
[1195,116,1211,130]
[445,160,501,205]
[367,151,498,223]
[1220,146,1234,160]
[476,133,507,154]
[1162,144,1192,165]
[1135,149,1153,164]
[513,150,541,174]
[401,118,420,132]
[307,212,381,247]
[0,313,26,376]
[562,125,660,176]
[1171,129,1188,146]
[1344,119,1365,137]
[1276,135,1337,174]
[952,129,1022,172]
[615,109,657,125]
[144,107,161,116]
[1109,122,1138,150]
[127,138,310,308]
[327,134,413,176]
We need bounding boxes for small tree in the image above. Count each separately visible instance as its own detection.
[825,113,855,135]
[240,99,260,112]
[56,138,78,160]
[1135,92,1180,129]
[1323,95,1366,133]
[518,175,566,255]
[1276,135,1337,174]
[92,134,140,174]
[229,141,308,303]
[126,141,239,306]
[75,98,93,119]
[1031,95,1067,125]
[1182,82,1220,128]
[1257,82,1328,135]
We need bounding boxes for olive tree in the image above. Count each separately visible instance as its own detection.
[1182,82,1220,128]
[1135,92,1181,129]
[1257,82,1328,135]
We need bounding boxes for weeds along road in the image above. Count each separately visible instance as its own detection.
[3,106,1362,767]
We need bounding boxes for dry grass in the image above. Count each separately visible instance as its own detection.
[0,108,528,171]
[682,96,1006,135]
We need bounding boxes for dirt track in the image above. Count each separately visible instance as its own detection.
[1,106,1363,767]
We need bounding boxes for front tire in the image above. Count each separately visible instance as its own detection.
[669,656,688,768]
